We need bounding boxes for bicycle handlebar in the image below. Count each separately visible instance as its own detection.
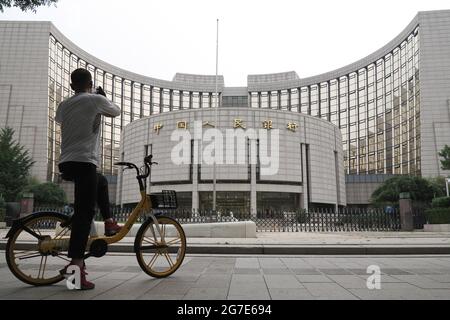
[114,155,158,191]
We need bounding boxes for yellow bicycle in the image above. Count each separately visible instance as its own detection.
[4,155,187,286]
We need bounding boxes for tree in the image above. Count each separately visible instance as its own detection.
[0,127,35,202]
[0,194,4,222]
[371,175,435,205]
[428,176,447,198]
[0,193,5,208]
[0,0,58,12]
[26,182,67,207]
[440,145,450,171]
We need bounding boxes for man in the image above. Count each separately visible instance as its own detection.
[55,68,121,290]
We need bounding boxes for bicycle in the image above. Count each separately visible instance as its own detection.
[4,155,187,286]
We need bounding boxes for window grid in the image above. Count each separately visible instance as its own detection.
[48,28,421,180]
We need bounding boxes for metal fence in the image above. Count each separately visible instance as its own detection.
[30,206,424,232]
[245,209,402,232]
[412,205,429,230]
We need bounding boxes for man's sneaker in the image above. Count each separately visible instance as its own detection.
[59,261,87,275]
[105,220,122,237]
[60,263,95,291]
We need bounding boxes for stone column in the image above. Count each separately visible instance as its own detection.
[192,140,200,213]
[301,144,309,211]
[251,163,257,217]
[399,192,414,231]
[250,137,258,217]
[334,151,340,213]
[20,193,34,218]
[192,190,199,213]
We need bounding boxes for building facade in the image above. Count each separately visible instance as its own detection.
[1,10,450,207]
[119,108,345,212]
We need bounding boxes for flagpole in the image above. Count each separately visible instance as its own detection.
[213,18,219,212]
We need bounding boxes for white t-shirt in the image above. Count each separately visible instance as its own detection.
[56,93,121,167]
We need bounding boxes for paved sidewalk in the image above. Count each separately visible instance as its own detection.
[1,253,450,300]
[1,230,450,254]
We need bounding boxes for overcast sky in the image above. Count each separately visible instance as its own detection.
[1,0,449,86]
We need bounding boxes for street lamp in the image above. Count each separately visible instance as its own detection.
[213,19,219,213]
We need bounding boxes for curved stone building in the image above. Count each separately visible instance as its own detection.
[1,9,449,208]
[119,109,345,212]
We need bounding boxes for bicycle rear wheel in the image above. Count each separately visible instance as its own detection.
[5,212,71,286]
[135,216,186,278]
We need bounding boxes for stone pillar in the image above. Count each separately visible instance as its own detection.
[192,140,199,213]
[20,193,34,218]
[251,164,257,217]
[334,151,340,213]
[192,191,199,213]
[399,192,414,231]
[250,137,258,217]
[301,144,309,211]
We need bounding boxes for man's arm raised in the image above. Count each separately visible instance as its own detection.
[91,95,121,118]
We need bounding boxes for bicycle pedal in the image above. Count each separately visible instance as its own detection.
[104,231,118,237]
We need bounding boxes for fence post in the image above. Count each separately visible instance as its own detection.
[399,193,414,231]
[20,193,34,218]
[320,209,324,232]
[336,208,340,232]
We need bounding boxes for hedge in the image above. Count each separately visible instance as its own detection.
[432,197,450,209]
[425,208,450,224]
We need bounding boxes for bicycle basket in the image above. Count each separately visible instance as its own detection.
[149,190,178,209]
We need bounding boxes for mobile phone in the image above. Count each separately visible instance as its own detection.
[96,86,106,97]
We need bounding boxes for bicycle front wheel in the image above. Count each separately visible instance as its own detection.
[135,216,186,278]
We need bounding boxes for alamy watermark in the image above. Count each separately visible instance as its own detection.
[366,265,382,290]
[65,266,81,290]
[170,121,280,176]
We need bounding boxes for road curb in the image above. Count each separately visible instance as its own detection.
[2,241,450,255]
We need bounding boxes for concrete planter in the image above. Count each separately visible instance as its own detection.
[424,224,450,232]
[97,221,257,239]
[56,221,258,239]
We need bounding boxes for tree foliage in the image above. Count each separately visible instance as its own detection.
[440,145,450,171]
[0,194,5,209]
[432,197,450,209]
[0,128,35,202]
[25,182,67,207]
[428,176,448,198]
[0,0,58,12]
[371,175,435,205]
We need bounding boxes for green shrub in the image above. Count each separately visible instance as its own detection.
[432,197,450,209]
[28,182,67,207]
[0,194,4,222]
[371,175,435,205]
[354,214,379,228]
[428,177,448,198]
[296,211,308,224]
[425,208,450,224]
[337,211,393,227]
[338,214,352,225]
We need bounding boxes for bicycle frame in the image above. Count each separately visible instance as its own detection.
[93,190,158,245]
[40,156,167,254]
